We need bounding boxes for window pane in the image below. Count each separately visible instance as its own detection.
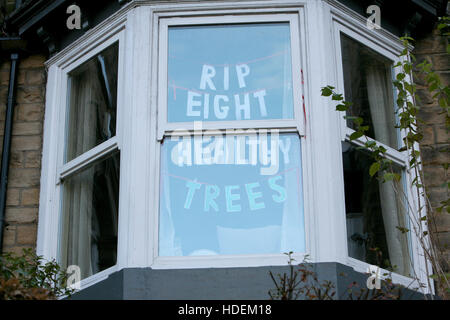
[159,133,304,256]
[66,42,119,162]
[340,34,398,149]
[167,23,294,122]
[342,142,411,276]
[60,152,120,280]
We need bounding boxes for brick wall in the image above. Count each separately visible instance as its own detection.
[414,27,450,272]
[0,54,46,255]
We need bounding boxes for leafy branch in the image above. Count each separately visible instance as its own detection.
[0,248,75,299]
[321,31,450,298]
[268,252,336,300]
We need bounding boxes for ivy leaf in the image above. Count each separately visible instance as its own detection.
[360,125,369,132]
[369,162,380,177]
[396,226,410,234]
[336,104,348,111]
[378,146,387,153]
[403,63,412,74]
[353,117,364,126]
[349,131,364,141]
[321,87,334,97]
[438,23,448,31]
[404,82,416,95]
[332,93,343,101]
[396,73,406,81]
[428,82,438,92]
[383,172,396,182]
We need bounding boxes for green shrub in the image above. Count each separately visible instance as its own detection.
[0,248,74,300]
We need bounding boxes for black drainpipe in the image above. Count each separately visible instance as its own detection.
[0,53,19,253]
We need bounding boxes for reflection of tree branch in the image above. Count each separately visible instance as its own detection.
[0,0,8,37]
[169,49,288,67]
[168,78,290,99]
[350,232,368,246]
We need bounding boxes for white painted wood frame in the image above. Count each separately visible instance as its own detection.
[37,0,433,294]
[329,1,433,294]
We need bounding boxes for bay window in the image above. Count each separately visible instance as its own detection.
[36,1,431,294]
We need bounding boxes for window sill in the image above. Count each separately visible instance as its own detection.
[151,253,308,270]
[347,257,433,295]
[67,264,119,297]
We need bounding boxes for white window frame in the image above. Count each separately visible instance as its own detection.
[328,1,433,294]
[151,8,313,269]
[37,13,127,290]
[35,0,433,293]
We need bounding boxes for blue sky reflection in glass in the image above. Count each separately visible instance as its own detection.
[167,23,294,122]
[159,133,305,256]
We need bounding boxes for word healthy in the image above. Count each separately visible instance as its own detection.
[170,126,293,175]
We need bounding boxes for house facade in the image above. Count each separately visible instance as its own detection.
[0,0,448,299]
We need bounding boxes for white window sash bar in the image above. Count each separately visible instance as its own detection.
[158,119,302,140]
[57,136,119,182]
[345,128,408,167]
[163,126,300,139]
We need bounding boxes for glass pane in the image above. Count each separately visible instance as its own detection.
[340,34,398,149]
[167,23,294,122]
[66,42,119,162]
[159,132,304,256]
[60,152,120,280]
[342,142,411,276]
